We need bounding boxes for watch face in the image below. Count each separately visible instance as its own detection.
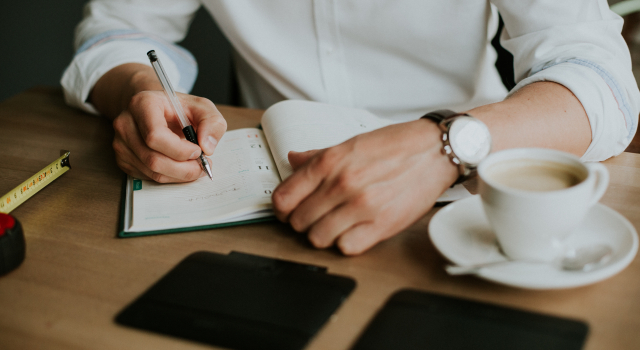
[448,117,491,165]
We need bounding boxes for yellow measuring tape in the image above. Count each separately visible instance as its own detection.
[0,151,71,214]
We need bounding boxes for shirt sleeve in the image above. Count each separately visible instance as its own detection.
[491,0,640,161]
[60,0,201,115]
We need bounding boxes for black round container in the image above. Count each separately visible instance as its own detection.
[0,213,26,275]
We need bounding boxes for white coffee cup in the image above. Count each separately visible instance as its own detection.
[477,148,609,262]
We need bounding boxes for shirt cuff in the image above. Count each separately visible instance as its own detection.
[61,30,197,115]
[508,60,635,162]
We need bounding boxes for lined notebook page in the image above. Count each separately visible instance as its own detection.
[128,128,280,232]
[261,100,391,180]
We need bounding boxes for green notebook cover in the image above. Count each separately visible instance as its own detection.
[117,176,277,238]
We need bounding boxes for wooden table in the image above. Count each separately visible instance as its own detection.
[1,87,639,350]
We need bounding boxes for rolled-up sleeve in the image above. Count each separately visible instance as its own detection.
[60,0,200,114]
[493,0,640,161]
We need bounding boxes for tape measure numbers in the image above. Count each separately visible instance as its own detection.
[0,151,71,214]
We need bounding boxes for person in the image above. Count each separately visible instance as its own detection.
[62,0,639,255]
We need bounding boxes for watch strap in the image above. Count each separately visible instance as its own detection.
[421,109,475,185]
[420,109,459,124]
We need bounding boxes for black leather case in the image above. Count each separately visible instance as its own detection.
[351,289,588,350]
[116,251,356,350]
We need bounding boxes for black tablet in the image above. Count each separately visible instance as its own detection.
[351,289,588,350]
[116,251,356,350]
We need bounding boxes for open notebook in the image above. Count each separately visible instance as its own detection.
[119,100,471,237]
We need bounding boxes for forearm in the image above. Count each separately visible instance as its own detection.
[467,82,591,157]
[89,63,162,120]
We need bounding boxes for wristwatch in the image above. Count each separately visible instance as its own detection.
[421,109,492,184]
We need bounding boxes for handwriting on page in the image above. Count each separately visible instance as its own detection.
[130,129,280,231]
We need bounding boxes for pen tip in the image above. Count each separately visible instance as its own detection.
[204,162,213,180]
[198,153,213,180]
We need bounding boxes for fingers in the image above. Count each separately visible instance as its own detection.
[305,190,382,248]
[113,110,203,183]
[289,150,319,170]
[286,146,398,233]
[128,92,203,162]
[115,157,152,181]
[336,222,390,256]
[273,148,339,221]
[275,145,400,254]
[113,91,227,183]
[181,95,227,155]
[304,176,400,248]
[285,149,344,231]
[288,168,366,232]
[335,184,431,255]
[113,136,192,183]
[273,119,458,256]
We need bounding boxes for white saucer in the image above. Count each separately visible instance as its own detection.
[429,195,638,289]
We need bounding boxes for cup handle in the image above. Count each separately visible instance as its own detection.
[585,162,609,206]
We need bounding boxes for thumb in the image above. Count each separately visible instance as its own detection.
[180,94,227,156]
[288,149,321,170]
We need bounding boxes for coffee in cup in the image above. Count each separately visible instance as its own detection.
[478,148,609,262]
[485,159,585,192]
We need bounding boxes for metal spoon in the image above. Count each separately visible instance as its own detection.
[445,244,614,275]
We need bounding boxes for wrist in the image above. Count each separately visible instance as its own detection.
[123,65,162,109]
[414,119,460,187]
[90,63,161,119]
[420,110,492,184]
[127,66,162,94]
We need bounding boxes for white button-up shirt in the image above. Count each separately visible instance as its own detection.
[61,0,640,161]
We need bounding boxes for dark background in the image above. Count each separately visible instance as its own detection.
[0,1,236,105]
[0,1,515,106]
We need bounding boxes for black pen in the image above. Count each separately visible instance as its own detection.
[147,50,213,180]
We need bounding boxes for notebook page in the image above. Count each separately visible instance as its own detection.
[261,100,391,180]
[128,128,280,232]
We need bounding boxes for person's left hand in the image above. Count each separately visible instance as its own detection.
[272,119,459,255]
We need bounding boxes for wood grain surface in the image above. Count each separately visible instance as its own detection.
[0,87,639,350]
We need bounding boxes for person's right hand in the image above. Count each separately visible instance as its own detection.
[112,90,227,183]
[90,63,227,183]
